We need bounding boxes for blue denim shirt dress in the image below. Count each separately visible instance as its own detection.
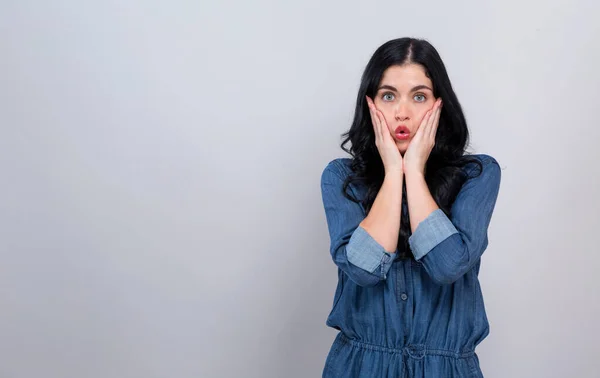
[319,154,501,378]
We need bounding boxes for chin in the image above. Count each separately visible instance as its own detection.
[396,142,408,152]
[396,146,407,155]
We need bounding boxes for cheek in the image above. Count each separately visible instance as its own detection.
[374,102,395,128]
[382,110,395,130]
[416,103,434,123]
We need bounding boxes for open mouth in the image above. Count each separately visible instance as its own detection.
[394,126,410,140]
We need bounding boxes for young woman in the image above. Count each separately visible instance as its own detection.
[320,37,501,377]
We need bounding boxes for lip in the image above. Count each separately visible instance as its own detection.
[394,125,411,140]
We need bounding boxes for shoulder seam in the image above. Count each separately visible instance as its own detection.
[326,158,351,180]
[322,159,345,183]
[464,154,499,177]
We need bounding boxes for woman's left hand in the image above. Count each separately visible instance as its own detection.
[403,98,443,175]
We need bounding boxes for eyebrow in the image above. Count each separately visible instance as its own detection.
[377,84,433,93]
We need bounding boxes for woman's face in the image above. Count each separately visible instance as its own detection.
[373,63,437,154]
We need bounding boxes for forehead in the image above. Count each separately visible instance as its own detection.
[379,64,432,90]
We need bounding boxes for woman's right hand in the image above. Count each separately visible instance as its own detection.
[366,96,403,174]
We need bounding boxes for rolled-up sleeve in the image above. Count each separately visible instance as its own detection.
[347,226,395,278]
[320,160,396,287]
[408,156,502,285]
[408,209,459,260]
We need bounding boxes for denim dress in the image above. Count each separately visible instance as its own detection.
[319,154,501,378]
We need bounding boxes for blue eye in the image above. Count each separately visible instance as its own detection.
[382,93,395,101]
[414,94,426,102]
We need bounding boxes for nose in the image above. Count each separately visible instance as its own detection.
[394,102,410,121]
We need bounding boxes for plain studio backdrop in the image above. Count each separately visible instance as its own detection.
[1,1,599,377]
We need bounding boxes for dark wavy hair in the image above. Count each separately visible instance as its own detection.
[341,37,482,259]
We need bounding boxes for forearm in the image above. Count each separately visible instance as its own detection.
[405,170,439,233]
[359,173,403,253]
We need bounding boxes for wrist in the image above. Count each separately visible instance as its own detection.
[404,168,425,179]
[384,169,404,182]
[384,163,404,175]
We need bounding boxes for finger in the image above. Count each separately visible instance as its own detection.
[424,100,440,138]
[430,101,442,139]
[374,112,382,145]
[428,101,441,139]
[371,101,387,146]
[376,109,390,141]
[366,97,377,118]
[416,109,433,140]
[369,103,382,144]
[365,98,376,130]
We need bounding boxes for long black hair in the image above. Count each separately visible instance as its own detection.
[340,37,482,259]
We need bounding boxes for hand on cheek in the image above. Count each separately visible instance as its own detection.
[403,98,443,175]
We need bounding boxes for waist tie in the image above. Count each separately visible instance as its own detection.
[338,333,475,360]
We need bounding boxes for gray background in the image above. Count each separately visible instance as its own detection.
[1,1,599,377]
